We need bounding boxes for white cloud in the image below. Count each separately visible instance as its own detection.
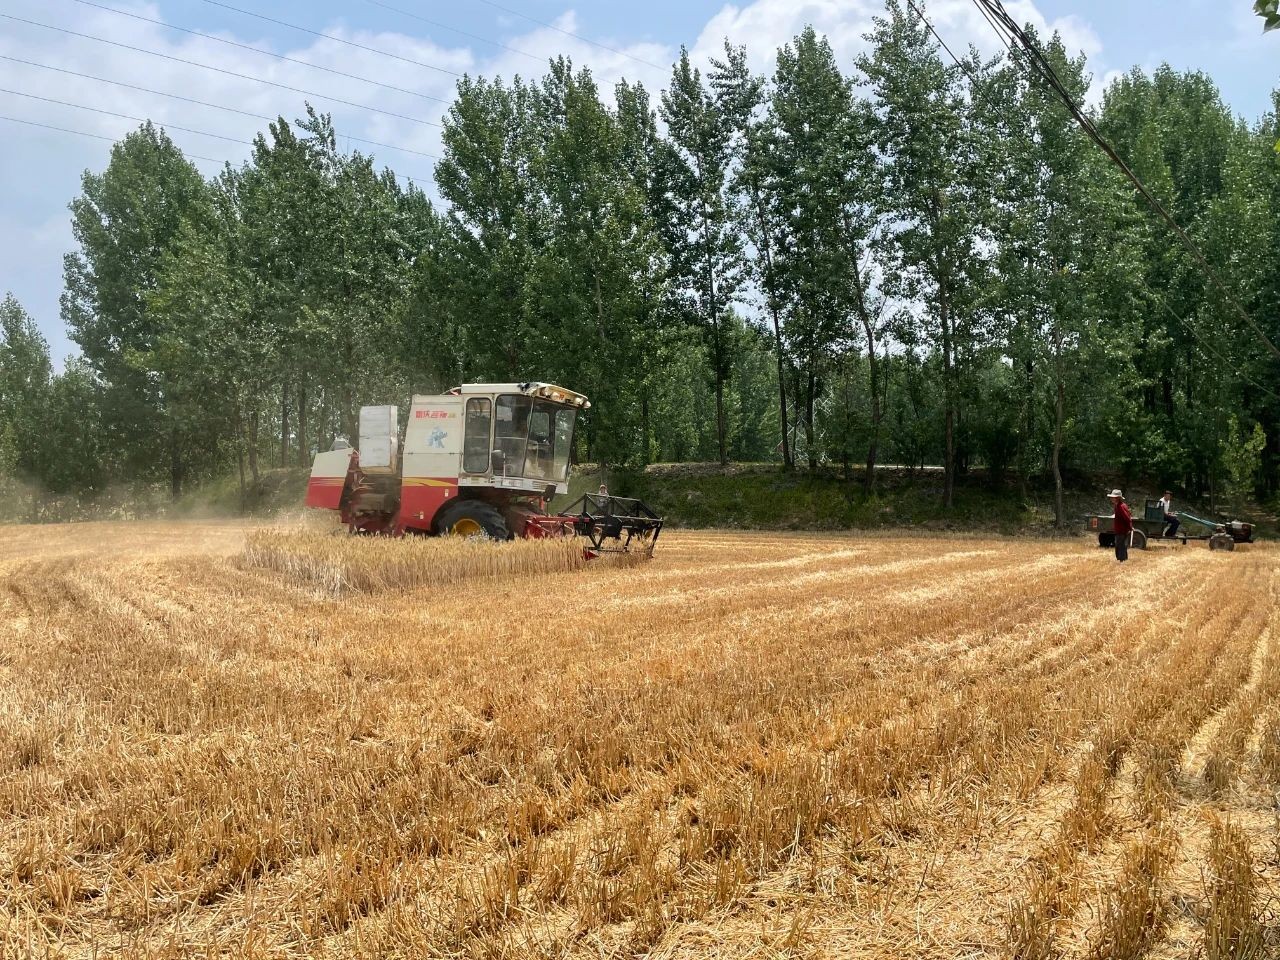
[689,0,1101,77]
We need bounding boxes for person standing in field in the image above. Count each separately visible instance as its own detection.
[1159,490,1180,538]
[1109,489,1133,562]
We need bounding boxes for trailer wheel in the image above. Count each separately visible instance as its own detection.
[1098,533,1115,548]
[1209,533,1235,552]
[1131,530,1148,550]
[436,500,511,541]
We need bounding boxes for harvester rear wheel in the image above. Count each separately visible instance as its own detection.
[436,500,511,541]
[1098,533,1115,548]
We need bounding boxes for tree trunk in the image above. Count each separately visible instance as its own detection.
[641,391,651,466]
[805,364,818,472]
[297,382,309,468]
[1051,337,1066,529]
[931,191,956,510]
[280,380,291,469]
[714,379,727,467]
[248,406,260,485]
[771,317,791,470]
[340,382,356,446]
[236,417,248,514]
[697,190,728,467]
[940,291,955,509]
[169,426,183,502]
[750,183,791,470]
[1019,354,1034,502]
[854,292,882,495]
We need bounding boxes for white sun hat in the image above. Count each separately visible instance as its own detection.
[1108,489,1124,498]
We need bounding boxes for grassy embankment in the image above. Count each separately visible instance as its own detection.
[14,460,1271,537]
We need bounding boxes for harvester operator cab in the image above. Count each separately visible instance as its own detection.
[457,383,586,492]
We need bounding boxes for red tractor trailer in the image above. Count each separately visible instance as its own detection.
[305,382,663,556]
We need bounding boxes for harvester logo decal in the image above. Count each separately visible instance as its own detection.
[427,428,447,449]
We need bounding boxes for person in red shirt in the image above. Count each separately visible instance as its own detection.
[1108,489,1133,562]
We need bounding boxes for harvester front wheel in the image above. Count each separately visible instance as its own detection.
[1209,533,1235,552]
[436,501,511,541]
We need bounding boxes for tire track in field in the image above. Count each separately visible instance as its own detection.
[123,550,1122,953]
[307,552,1206,956]
[721,558,1247,959]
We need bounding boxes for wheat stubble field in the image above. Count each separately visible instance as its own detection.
[0,521,1277,959]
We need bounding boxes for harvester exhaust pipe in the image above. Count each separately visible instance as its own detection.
[563,493,664,557]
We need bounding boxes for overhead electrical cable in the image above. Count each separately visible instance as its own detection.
[900,0,1280,403]
[1148,292,1280,402]
[69,0,447,104]
[0,113,222,163]
[968,0,1280,363]
[360,0,544,63]
[2,86,248,144]
[469,0,665,70]
[0,93,433,184]
[193,0,462,78]
[0,55,438,159]
[0,14,443,127]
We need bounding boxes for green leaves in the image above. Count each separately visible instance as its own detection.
[1255,0,1280,32]
[39,22,1280,506]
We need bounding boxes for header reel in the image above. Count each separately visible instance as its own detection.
[562,493,664,558]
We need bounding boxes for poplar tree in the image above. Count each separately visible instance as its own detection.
[661,47,753,465]
[63,123,213,498]
[859,0,991,507]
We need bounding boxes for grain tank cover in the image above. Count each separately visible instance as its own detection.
[359,404,399,473]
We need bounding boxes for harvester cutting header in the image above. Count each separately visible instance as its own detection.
[305,382,663,556]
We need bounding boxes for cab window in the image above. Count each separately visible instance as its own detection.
[524,400,577,481]
[494,395,532,476]
[463,398,491,473]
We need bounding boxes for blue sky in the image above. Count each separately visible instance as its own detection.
[1,0,1276,364]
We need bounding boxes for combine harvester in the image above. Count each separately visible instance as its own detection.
[305,382,663,557]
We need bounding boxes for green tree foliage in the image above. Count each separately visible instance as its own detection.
[1223,416,1266,511]
[859,0,992,507]
[764,28,885,484]
[0,294,52,503]
[14,10,1280,519]
[63,123,214,497]
[982,31,1146,524]
[1255,1,1280,33]
[661,47,754,464]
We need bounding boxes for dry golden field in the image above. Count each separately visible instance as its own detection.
[1,520,1277,959]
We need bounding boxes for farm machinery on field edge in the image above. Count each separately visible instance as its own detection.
[1087,499,1254,552]
[305,382,664,558]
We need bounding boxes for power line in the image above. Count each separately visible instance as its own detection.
[2,86,246,144]
[0,92,433,184]
[193,0,462,78]
[0,14,443,128]
[68,0,446,105]
[1147,290,1280,402]
[0,55,438,160]
[469,0,665,70]
[361,0,544,64]
[969,0,1280,363]
[900,0,1280,404]
[0,113,222,164]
